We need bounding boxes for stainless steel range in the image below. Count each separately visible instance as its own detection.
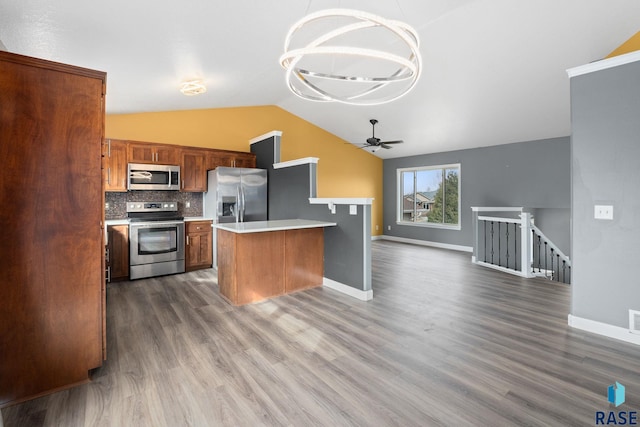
[127,201,185,280]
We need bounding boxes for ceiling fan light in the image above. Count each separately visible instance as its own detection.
[180,80,207,96]
[280,8,422,106]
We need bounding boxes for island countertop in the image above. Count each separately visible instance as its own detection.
[214,219,336,234]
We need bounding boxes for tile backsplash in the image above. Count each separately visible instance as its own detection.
[105,191,203,219]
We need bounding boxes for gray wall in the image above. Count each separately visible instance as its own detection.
[570,59,640,328]
[383,138,571,253]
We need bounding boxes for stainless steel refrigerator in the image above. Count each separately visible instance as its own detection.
[204,167,268,267]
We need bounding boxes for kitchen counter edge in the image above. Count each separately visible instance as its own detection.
[214,219,337,234]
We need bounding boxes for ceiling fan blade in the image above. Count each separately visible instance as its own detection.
[380,140,403,144]
[380,144,393,149]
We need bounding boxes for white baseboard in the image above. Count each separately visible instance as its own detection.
[323,277,373,301]
[380,235,473,253]
[568,314,640,346]
[371,235,383,241]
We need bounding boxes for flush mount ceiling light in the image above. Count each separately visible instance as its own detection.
[279,8,422,106]
[180,80,207,96]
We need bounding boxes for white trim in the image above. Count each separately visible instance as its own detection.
[323,277,373,301]
[371,235,383,241]
[309,197,374,205]
[381,235,472,252]
[249,130,282,144]
[471,206,524,212]
[567,50,640,78]
[273,157,319,169]
[473,260,531,278]
[568,314,640,346]
[477,215,521,224]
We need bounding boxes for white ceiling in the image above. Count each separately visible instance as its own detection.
[2,0,639,159]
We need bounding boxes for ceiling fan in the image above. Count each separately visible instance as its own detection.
[363,119,403,150]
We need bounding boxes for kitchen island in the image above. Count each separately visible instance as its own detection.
[215,219,336,305]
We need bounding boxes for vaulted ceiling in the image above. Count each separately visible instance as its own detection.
[2,0,639,158]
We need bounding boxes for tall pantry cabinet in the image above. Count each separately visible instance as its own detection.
[0,51,106,406]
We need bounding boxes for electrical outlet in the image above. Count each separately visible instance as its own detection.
[387,225,391,231]
[594,205,613,220]
[375,225,379,231]
[186,201,191,208]
[105,202,109,210]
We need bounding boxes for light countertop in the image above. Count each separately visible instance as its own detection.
[184,217,215,222]
[214,219,337,234]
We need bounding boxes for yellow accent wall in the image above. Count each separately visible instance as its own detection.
[606,30,640,57]
[106,105,383,235]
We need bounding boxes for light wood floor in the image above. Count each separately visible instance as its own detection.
[4,241,640,426]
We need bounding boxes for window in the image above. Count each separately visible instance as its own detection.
[397,164,460,229]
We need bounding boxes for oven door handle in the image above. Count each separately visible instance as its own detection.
[130,221,184,228]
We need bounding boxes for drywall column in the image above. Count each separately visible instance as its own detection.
[567,51,640,345]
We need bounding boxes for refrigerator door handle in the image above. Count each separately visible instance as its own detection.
[240,186,246,222]
[235,185,241,223]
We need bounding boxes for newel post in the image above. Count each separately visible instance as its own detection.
[519,212,533,278]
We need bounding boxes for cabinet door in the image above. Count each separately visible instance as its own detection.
[104,139,128,191]
[156,145,178,165]
[0,51,105,406]
[186,221,213,271]
[108,225,129,280]
[128,142,156,164]
[181,149,207,192]
[234,154,256,168]
[206,151,228,170]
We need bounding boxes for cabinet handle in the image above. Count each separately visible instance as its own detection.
[105,247,110,263]
[106,266,111,283]
[107,167,111,185]
[186,236,190,245]
[107,139,111,157]
[182,180,185,189]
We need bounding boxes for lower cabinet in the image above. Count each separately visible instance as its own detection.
[107,225,129,281]
[186,220,213,271]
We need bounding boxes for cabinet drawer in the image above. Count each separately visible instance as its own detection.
[186,220,212,233]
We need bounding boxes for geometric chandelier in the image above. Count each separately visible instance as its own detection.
[279,9,422,106]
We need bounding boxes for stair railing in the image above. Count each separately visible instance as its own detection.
[471,207,571,284]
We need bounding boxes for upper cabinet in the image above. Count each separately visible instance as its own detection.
[103,139,128,192]
[103,139,256,192]
[181,149,207,192]
[128,141,178,165]
[210,152,256,168]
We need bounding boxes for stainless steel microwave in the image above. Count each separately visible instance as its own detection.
[128,163,180,191]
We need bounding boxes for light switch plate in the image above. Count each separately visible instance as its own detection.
[349,205,357,215]
[594,205,613,220]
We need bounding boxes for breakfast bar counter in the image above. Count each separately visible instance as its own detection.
[214,219,336,305]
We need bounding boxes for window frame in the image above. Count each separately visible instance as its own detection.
[396,163,461,230]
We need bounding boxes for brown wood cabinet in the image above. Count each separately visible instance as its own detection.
[107,225,129,281]
[206,151,256,170]
[128,141,178,165]
[181,149,207,192]
[104,139,128,192]
[186,221,213,271]
[217,227,324,305]
[0,51,105,407]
